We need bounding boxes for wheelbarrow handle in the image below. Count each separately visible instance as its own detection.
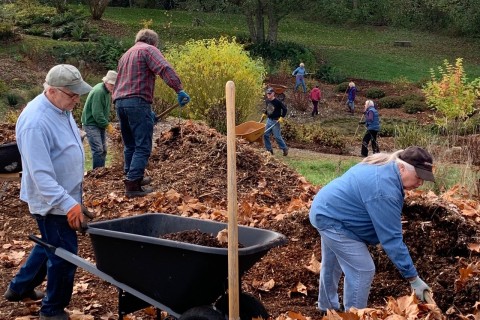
[264,121,279,135]
[29,234,57,253]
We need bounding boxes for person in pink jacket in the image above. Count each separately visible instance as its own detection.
[309,85,322,117]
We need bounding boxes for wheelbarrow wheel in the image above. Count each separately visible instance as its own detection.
[179,306,224,320]
[215,292,269,320]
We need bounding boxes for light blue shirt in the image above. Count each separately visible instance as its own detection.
[16,93,84,216]
[292,66,306,77]
[309,161,417,278]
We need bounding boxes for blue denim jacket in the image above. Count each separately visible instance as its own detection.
[309,161,417,278]
[16,93,84,216]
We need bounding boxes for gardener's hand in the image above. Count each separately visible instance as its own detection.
[177,90,190,107]
[260,114,266,122]
[278,117,284,123]
[106,123,115,134]
[67,204,84,231]
[410,277,431,301]
[358,121,366,125]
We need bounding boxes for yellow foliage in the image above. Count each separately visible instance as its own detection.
[422,58,480,128]
[154,37,266,130]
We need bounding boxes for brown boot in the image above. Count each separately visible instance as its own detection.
[140,176,152,186]
[124,179,153,198]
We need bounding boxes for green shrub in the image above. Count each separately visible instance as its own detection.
[13,2,56,27]
[365,87,385,99]
[379,123,396,137]
[155,37,266,133]
[335,82,349,93]
[378,96,405,109]
[93,36,129,69]
[50,11,77,27]
[24,26,45,36]
[245,41,317,71]
[315,63,347,84]
[394,123,433,149]
[0,22,15,41]
[401,93,425,102]
[403,100,429,114]
[309,126,345,149]
[0,81,9,95]
[6,92,20,107]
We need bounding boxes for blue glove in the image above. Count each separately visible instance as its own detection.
[177,90,190,107]
[410,277,430,301]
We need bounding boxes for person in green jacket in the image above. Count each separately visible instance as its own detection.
[81,70,117,169]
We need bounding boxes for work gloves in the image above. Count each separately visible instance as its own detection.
[67,204,83,231]
[67,204,96,232]
[409,277,431,301]
[358,121,366,125]
[278,117,284,123]
[260,114,266,122]
[177,90,190,107]
[106,123,115,134]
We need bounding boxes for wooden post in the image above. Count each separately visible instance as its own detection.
[225,80,240,320]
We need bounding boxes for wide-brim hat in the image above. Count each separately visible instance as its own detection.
[102,70,118,85]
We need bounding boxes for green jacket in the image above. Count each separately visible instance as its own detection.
[81,82,111,128]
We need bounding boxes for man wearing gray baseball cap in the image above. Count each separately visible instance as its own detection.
[4,64,92,320]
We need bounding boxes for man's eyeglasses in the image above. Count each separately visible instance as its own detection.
[57,88,79,99]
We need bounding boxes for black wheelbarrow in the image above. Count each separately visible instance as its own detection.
[30,213,287,319]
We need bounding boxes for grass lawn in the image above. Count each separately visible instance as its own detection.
[101,7,480,82]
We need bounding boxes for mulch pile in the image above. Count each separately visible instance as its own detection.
[0,120,479,320]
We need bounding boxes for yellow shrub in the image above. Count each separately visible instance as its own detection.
[154,37,266,130]
[422,58,480,128]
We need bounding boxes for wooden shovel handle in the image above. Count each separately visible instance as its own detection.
[157,103,179,120]
[424,290,436,305]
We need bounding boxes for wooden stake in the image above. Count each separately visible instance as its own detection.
[226,80,240,320]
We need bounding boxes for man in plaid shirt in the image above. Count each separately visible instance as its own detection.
[113,28,190,198]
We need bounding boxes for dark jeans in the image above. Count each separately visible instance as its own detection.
[84,125,107,169]
[312,100,319,116]
[8,214,78,316]
[361,130,379,156]
[115,98,154,181]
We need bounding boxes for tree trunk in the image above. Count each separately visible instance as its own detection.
[254,0,265,43]
[266,4,278,44]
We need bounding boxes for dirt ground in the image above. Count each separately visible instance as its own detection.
[1,118,479,320]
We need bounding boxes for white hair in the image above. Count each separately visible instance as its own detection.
[365,100,374,108]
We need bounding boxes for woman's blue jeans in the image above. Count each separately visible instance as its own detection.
[263,118,287,152]
[83,125,107,169]
[8,214,78,316]
[316,227,375,312]
[115,98,154,181]
[295,76,307,93]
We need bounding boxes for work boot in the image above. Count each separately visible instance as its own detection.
[124,179,153,198]
[140,176,152,186]
[39,311,69,320]
[4,286,44,302]
[267,149,273,155]
[283,148,289,156]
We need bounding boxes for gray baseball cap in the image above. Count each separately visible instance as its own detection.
[45,64,92,95]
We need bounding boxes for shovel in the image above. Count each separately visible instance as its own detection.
[154,103,180,123]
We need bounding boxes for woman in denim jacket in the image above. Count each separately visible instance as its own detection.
[309,146,435,315]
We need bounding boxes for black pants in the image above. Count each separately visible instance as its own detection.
[311,100,319,116]
[361,130,379,157]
